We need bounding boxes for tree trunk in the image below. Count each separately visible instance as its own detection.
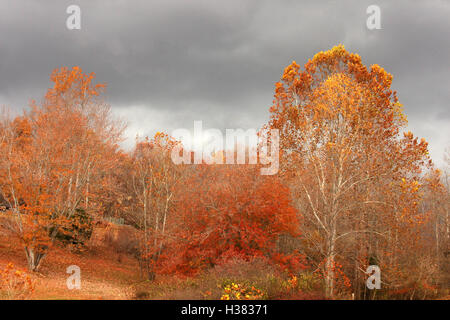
[325,227,336,299]
[25,247,46,272]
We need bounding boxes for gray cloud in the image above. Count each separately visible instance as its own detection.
[0,0,448,165]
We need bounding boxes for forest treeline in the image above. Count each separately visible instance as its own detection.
[0,45,448,299]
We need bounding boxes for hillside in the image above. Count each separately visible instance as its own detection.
[0,234,139,300]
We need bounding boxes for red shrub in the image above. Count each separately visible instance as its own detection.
[157,165,301,276]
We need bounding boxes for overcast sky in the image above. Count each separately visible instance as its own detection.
[0,0,448,166]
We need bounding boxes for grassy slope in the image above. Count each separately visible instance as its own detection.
[2,235,447,300]
[0,236,140,300]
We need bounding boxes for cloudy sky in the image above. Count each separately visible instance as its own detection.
[0,0,448,166]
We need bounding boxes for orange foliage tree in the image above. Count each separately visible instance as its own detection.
[0,67,124,271]
[269,45,432,298]
[125,132,185,279]
[156,164,303,276]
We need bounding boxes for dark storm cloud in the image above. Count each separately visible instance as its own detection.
[0,0,448,164]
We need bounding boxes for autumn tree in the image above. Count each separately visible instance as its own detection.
[269,45,432,298]
[0,67,124,271]
[416,149,450,293]
[125,132,184,279]
[156,164,303,276]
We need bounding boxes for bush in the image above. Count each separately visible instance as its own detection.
[159,165,300,276]
[220,281,265,300]
[56,208,93,251]
[0,263,34,300]
[132,256,324,300]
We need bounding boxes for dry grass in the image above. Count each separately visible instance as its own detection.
[0,236,140,300]
[131,256,325,300]
[3,234,443,300]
